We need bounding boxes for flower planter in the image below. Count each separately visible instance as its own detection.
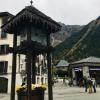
[16,84,46,100]
[17,90,44,100]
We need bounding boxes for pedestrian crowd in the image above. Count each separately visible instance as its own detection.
[84,76,96,93]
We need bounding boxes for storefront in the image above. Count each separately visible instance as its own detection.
[70,57,100,86]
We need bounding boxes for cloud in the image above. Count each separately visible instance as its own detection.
[0,0,100,25]
[34,0,100,25]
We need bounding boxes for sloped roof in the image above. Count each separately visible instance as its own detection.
[0,12,13,17]
[56,60,69,67]
[72,56,100,64]
[1,6,61,34]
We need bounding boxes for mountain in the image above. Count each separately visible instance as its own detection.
[53,16,100,63]
[51,22,83,46]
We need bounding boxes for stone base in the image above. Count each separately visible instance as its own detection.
[17,90,44,100]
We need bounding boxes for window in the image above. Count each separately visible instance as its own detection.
[0,32,7,39]
[0,16,11,39]
[2,16,10,25]
[0,61,8,75]
[0,45,9,55]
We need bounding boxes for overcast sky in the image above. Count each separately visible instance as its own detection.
[0,0,100,25]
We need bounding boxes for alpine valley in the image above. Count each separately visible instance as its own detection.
[53,16,100,64]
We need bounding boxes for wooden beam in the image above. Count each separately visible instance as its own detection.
[10,33,17,100]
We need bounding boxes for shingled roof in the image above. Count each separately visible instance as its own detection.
[1,6,61,34]
[56,60,69,67]
[0,12,13,17]
[71,56,100,64]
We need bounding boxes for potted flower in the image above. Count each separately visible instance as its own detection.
[16,84,47,100]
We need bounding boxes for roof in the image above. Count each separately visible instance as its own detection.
[0,12,13,17]
[56,60,69,67]
[71,56,100,64]
[1,6,61,34]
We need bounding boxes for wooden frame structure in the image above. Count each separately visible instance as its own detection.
[1,5,61,100]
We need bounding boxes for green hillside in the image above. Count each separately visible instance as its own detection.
[53,17,100,63]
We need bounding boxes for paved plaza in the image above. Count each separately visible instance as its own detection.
[1,83,100,100]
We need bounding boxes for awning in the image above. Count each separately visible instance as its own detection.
[89,68,100,71]
[74,68,82,71]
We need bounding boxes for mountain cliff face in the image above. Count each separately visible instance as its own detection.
[51,23,83,46]
[53,16,100,63]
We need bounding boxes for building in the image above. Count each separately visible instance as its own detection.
[0,12,23,93]
[70,56,100,86]
[35,55,47,85]
[56,60,69,70]
[56,60,69,77]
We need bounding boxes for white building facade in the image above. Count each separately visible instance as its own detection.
[0,12,23,93]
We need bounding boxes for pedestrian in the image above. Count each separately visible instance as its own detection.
[65,79,69,86]
[92,78,96,93]
[87,77,93,93]
[83,76,88,92]
[73,77,76,86]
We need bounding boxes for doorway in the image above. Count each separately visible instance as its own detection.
[75,69,83,86]
[0,77,8,93]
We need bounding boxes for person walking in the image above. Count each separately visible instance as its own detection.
[87,77,93,93]
[83,76,88,92]
[92,78,96,93]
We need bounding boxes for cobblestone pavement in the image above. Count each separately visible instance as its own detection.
[1,83,100,100]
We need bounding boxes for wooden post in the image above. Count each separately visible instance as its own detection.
[10,33,17,100]
[47,33,53,100]
[18,54,20,72]
[26,50,32,100]
[26,25,32,100]
[32,54,36,84]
